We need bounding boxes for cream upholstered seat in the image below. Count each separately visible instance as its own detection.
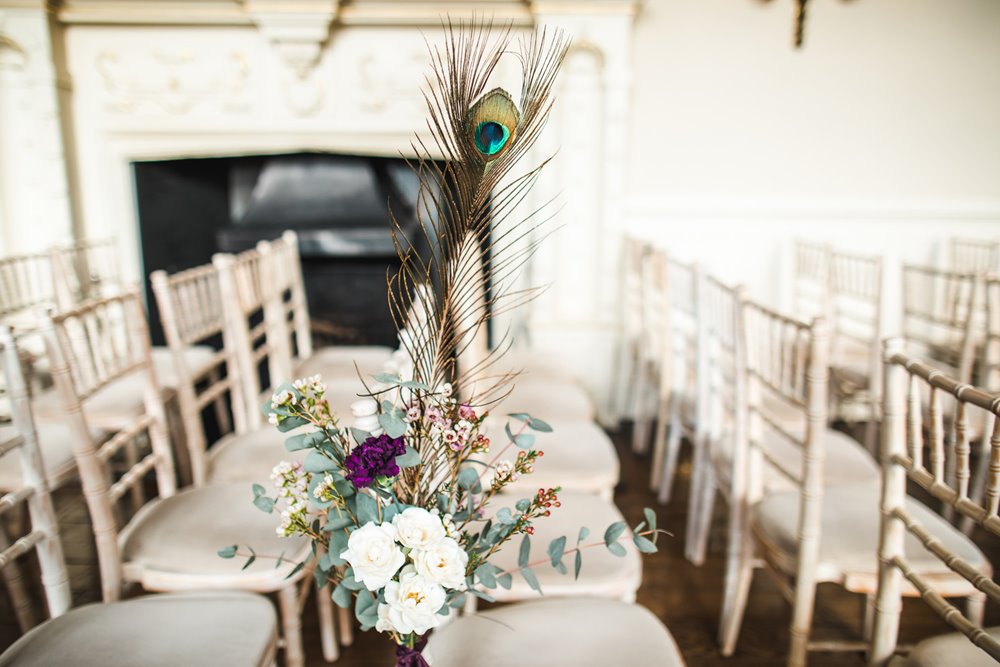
[294,345,394,382]
[426,598,687,667]
[753,485,988,593]
[488,379,595,421]
[206,427,302,484]
[484,492,642,603]
[119,482,309,589]
[151,345,217,389]
[0,592,278,667]
[0,421,101,490]
[891,627,1000,667]
[483,419,619,500]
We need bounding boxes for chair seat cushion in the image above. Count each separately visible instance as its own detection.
[481,419,619,498]
[425,598,686,667]
[151,345,217,389]
[0,591,277,667]
[206,426,303,484]
[32,371,174,431]
[752,486,990,593]
[119,483,309,590]
[484,492,642,602]
[487,349,579,383]
[488,380,595,421]
[295,346,394,383]
[898,626,1000,667]
[0,420,103,490]
[713,427,879,491]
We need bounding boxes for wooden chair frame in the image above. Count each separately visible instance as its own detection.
[0,252,54,326]
[149,264,247,487]
[949,237,999,275]
[613,235,650,421]
[50,238,121,312]
[0,326,72,631]
[869,339,999,665]
[792,241,830,323]
[40,290,322,667]
[828,249,884,452]
[719,303,829,665]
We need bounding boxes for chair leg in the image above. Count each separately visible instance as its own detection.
[649,393,670,491]
[685,460,716,566]
[656,399,684,504]
[207,367,233,435]
[862,593,875,641]
[631,363,651,454]
[278,585,305,667]
[316,583,339,662]
[337,605,354,647]
[0,527,35,632]
[719,508,754,656]
[966,591,986,626]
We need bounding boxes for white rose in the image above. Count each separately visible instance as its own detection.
[376,566,447,635]
[392,507,446,550]
[340,522,405,591]
[411,537,468,589]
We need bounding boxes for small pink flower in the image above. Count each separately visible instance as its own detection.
[458,404,475,420]
[425,407,442,423]
[405,406,421,422]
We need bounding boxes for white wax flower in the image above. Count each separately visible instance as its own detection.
[375,566,447,635]
[340,522,405,591]
[392,507,446,550]
[411,537,468,589]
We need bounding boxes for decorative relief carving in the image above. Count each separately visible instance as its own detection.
[356,47,431,115]
[96,48,251,115]
[282,67,325,117]
[0,33,28,71]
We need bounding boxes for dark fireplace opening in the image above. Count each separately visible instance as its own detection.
[133,151,436,348]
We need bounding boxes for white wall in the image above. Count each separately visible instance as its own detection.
[622,0,1000,319]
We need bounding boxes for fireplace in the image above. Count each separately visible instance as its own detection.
[134,152,433,347]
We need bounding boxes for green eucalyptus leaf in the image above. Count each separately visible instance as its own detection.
[355,492,379,525]
[252,483,266,498]
[241,554,256,571]
[604,521,626,546]
[374,373,402,385]
[547,536,566,569]
[515,498,531,512]
[304,450,339,473]
[496,573,513,590]
[527,417,553,432]
[401,380,430,391]
[470,589,496,603]
[632,534,658,554]
[644,507,658,542]
[253,495,276,514]
[395,446,421,468]
[217,545,238,559]
[324,514,354,532]
[457,467,479,490]
[379,411,408,438]
[314,567,329,588]
[448,592,467,608]
[284,561,306,580]
[574,550,583,580]
[350,428,372,446]
[495,507,515,525]
[475,563,497,588]
[577,526,590,544]
[518,535,531,569]
[332,583,353,608]
[520,567,542,594]
[275,416,310,433]
[606,541,627,558]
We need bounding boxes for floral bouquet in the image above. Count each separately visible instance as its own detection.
[220,22,662,666]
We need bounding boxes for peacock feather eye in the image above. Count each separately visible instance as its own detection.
[467,88,520,161]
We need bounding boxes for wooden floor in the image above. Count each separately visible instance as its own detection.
[1,424,996,665]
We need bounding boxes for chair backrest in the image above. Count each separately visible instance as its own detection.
[901,264,981,384]
[870,340,1000,664]
[983,277,1000,393]
[792,240,830,322]
[259,231,313,381]
[622,236,650,343]
[213,248,273,426]
[741,299,828,506]
[697,275,747,453]
[0,252,55,326]
[150,263,247,486]
[50,238,122,311]
[829,249,884,388]
[41,290,176,602]
[950,237,999,274]
[0,326,72,625]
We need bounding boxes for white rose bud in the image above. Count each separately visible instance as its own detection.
[340,522,405,591]
[376,566,447,635]
[411,537,468,590]
[392,507,446,550]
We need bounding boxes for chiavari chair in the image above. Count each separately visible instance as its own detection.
[0,326,281,667]
[0,251,57,392]
[719,303,906,666]
[49,238,122,312]
[792,241,831,323]
[39,290,320,667]
[868,340,997,666]
[612,235,651,421]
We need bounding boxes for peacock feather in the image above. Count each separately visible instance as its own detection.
[386,20,570,424]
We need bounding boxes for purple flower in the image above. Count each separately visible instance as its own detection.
[345,434,407,488]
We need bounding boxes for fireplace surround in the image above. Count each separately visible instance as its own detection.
[0,0,639,418]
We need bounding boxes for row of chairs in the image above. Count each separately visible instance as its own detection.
[0,231,685,665]
[616,236,1000,665]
